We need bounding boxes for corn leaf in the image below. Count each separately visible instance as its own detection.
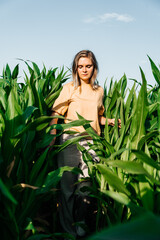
[88,212,160,240]
[39,166,82,193]
[97,164,130,196]
[132,150,160,170]
[130,67,148,149]
[0,179,17,204]
[12,64,19,79]
[148,55,160,86]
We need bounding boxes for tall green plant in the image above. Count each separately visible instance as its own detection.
[1,56,160,239]
[75,57,160,235]
[0,61,80,239]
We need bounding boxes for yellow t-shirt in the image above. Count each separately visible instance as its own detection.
[52,81,104,135]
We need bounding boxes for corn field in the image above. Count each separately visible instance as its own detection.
[0,57,160,240]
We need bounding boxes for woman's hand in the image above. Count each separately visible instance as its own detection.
[108,118,121,128]
[99,116,121,128]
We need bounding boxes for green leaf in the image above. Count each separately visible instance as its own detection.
[124,83,136,120]
[30,72,44,115]
[0,88,7,111]
[106,159,148,175]
[5,64,11,79]
[12,64,19,79]
[87,212,160,240]
[29,147,49,184]
[120,74,127,98]
[32,61,41,79]
[107,88,120,112]
[97,164,130,196]
[101,190,130,205]
[148,55,160,86]
[39,166,82,193]
[132,150,160,170]
[157,89,160,133]
[5,88,23,121]
[139,182,154,211]
[138,130,159,149]
[45,86,62,107]
[101,148,127,161]
[148,102,159,115]
[0,179,17,204]
[25,218,36,234]
[14,116,90,138]
[77,113,102,139]
[22,106,38,123]
[52,134,90,156]
[130,67,148,149]
[1,88,23,163]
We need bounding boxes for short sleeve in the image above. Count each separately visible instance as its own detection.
[52,83,71,115]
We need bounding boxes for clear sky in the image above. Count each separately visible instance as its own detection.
[1,0,160,89]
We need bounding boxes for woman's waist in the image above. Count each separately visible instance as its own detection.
[63,130,93,140]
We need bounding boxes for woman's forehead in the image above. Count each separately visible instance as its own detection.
[78,57,92,65]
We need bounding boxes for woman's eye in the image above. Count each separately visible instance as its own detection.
[78,65,93,69]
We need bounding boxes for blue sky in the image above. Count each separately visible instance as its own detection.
[0,0,160,89]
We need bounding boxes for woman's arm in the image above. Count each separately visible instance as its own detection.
[99,116,121,128]
[49,111,61,146]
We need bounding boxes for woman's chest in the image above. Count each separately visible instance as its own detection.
[69,90,101,111]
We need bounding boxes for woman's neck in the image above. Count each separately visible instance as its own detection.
[80,79,90,85]
[78,79,92,94]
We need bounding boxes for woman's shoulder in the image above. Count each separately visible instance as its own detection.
[63,81,74,89]
[96,85,104,94]
[62,81,74,96]
[62,81,74,91]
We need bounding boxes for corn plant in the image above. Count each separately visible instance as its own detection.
[0,61,87,240]
[75,57,160,237]
[1,56,160,240]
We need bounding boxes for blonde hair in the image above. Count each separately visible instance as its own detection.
[72,50,99,89]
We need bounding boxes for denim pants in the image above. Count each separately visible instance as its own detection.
[57,133,97,237]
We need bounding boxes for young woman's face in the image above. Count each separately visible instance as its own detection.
[77,57,94,83]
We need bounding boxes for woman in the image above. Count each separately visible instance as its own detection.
[50,50,120,238]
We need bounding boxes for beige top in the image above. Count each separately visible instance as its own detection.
[52,81,104,135]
